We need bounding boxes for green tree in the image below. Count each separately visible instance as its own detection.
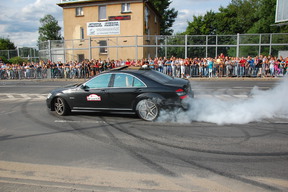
[150,0,178,35]
[215,1,251,34]
[0,37,16,50]
[184,0,288,35]
[247,0,288,33]
[184,11,217,35]
[38,14,62,44]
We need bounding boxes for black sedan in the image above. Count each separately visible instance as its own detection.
[46,66,193,121]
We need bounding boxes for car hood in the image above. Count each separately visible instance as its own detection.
[51,83,80,94]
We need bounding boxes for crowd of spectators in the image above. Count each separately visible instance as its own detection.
[1,54,288,80]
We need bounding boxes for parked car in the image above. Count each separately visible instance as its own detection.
[46,66,194,121]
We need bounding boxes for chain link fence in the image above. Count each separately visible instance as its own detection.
[38,33,288,62]
[1,33,288,80]
[0,47,39,61]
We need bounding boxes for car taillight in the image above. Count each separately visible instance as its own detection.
[176,88,188,99]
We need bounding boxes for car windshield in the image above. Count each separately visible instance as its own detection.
[142,70,174,83]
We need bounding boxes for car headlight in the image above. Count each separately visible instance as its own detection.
[47,93,52,99]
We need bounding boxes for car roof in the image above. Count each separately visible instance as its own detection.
[109,65,147,72]
[104,66,151,75]
[94,66,187,87]
[108,66,180,84]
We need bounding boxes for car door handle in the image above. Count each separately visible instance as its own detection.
[135,89,142,93]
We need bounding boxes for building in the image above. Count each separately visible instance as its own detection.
[57,0,161,61]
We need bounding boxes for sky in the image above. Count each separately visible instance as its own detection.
[0,0,231,47]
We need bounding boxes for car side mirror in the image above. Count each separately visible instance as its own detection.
[81,84,90,91]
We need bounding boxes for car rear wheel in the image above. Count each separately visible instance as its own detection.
[136,99,159,121]
[54,97,70,116]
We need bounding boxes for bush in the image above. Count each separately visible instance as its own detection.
[0,56,8,63]
[8,56,28,65]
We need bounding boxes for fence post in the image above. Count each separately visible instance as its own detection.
[165,36,167,58]
[236,33,240,58]
[89,36,92,60]
[48,40,52,62]
[63,40,66,63]
[29,48,32,62]
[185,35,188,58]
[155,35,158,58]
[116,36,119,60]
[206,35,208,58]
[135,35,138,60]
[259,34,262,56]
[269,34,272,55]
[216,35,218,58]
[34,48,36,62]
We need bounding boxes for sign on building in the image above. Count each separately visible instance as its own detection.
[109,15,131,21]
[87,21,120,36]
[275,0,288,23]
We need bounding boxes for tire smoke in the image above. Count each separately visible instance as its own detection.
[158,78,288,125]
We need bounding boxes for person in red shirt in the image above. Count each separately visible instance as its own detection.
[219,53,225,59]
[125,59,131,66]
[239,57,247,77]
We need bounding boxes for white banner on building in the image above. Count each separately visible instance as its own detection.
[87,21,120,36]
[275,0,288,23]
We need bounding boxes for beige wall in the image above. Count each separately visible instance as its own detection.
[60,1,160,60]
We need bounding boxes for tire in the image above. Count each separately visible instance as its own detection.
[136,99,159,121]
[54,97,70,116]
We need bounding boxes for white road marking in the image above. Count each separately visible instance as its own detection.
[0,93,47,101]
[233,95,249,98]
[6,94,15,99]
[54,120,107,124]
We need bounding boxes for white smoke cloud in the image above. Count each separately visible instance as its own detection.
[158,77,288,125]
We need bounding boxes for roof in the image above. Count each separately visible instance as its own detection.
[57,0,161,18]
[58,0,150,9]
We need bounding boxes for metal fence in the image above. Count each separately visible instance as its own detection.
[38,33,288,62]
[1,61,287,80]
[0,47,39,61]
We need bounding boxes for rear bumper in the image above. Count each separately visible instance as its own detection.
[162,96,192,110]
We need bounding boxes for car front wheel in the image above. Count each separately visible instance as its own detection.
[54,97,70,116]
[136,99,159,121]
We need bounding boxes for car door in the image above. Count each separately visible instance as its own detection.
[107,73,146,109]
[72,73,112,110]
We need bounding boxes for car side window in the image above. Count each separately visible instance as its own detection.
[85,74,112,88]
[133,77,146,87]
[113,74,146,88]
[114,74,133,88]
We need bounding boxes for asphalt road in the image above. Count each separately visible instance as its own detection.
[0,79,287,192]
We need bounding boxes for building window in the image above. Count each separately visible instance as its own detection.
[144,6,149,29]
[78,54,85,62]
[121,3,131,13]
[76,7,83,16]
[80,27,84,40]
[99,5,106,20]
[99,40,107,54]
